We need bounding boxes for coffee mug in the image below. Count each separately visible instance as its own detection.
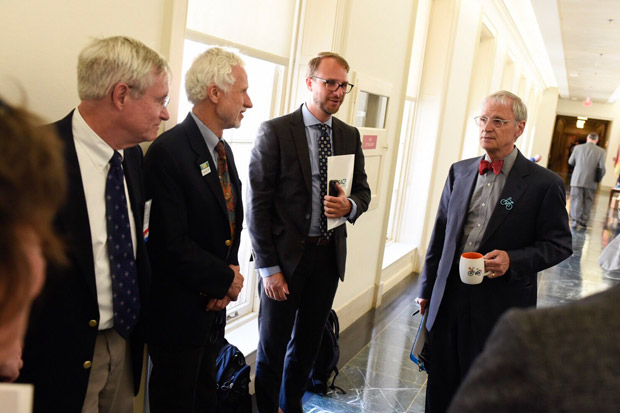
[459,252,491,285]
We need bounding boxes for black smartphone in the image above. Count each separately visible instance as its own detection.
[329,180,339,196]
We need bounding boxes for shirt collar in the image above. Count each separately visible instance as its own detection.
[484,146,518,175]
[190,111,221,155]
[302,103,333,129]
[72,107,122,172]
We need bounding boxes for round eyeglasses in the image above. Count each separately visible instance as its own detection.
[474,116,514,128]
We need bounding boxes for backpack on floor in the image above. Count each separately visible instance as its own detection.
[307,309,346,395]
[216,339,252,412]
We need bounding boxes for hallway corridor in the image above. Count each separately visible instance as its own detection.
[302,189,620,412]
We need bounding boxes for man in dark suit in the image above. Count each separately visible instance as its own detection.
[144,47,249,412]
[17,36,169,412]
[449,284,620,412]
[415,90,572,412]
[247,52,371,413]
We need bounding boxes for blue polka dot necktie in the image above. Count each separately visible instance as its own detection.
[105,151,140,339]
[317,124,332,238]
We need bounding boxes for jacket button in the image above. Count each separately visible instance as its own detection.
[83,361,92,369]
[88,320,98,328]
[305,213,310,219]
[225,240,231,246]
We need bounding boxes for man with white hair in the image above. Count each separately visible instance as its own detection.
[18,36,170,413]
[416,91,572,412]
[568,132,606,228]
[144,47,251,412]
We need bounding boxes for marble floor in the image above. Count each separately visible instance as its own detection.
[302,189,620,413]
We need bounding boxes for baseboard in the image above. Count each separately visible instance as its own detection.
[334,284,375,331]
[381,249,417,295]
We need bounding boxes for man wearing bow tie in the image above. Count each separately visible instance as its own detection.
[415,91,572,412]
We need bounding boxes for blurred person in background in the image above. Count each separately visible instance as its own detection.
[0,96,66,382]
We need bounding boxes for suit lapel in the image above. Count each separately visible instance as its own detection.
[55,112,98,299]
[122,150,143,239]
[449,158,480,239]
[480,151,529,246]
[331,119,345,156]
[290,106,313,195]
[183,114,229,218]
[224,142,243,213]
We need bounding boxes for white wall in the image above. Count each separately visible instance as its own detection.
[531,88,559,167]
[0,0,171,122]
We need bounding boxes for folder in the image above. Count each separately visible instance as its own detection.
[410,312,429,372]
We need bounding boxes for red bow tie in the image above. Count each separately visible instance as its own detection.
[479,159,504,175]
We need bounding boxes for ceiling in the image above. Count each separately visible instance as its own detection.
[531,0,620,103]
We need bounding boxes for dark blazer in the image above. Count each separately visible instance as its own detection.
[246,105,371,280]
[419,150,572,332]
[449,284,620,412]
[18,111,151,412]
[144,113,243,348]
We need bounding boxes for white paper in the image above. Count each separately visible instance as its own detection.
[0,383,34,413]
[327,154,355,230]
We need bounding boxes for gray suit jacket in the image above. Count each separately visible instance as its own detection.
[247,105,370,280]
[449,284,620,412]
[569,142,606,189]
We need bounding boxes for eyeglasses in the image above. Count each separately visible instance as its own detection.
[127,84,170,108]
[311,76,355,94]
[157,96,171,108]
[474,116,514,128]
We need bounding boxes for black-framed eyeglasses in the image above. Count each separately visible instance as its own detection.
[474,116,514,128]
[311,76,355,94]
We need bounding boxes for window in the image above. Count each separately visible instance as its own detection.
[177,39,286,320]
[386,99,416,242]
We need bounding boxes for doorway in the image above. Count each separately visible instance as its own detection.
[547,115,610,185]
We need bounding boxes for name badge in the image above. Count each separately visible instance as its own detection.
[200,161,211,176]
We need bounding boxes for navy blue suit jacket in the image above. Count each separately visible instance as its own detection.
[19,111,151,412]
[144,113,243,347]
[419,150,572,332]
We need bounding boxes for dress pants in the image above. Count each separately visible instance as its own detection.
[570,186,595,226]
[425,266,492,413]
[149,313,225,413]
[255,243,340,413]
[82,329,134,413]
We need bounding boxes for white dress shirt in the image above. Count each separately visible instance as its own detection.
[72,108,137,330]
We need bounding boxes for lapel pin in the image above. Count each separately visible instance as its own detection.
[199,161,211,176]
[500,197,514,210]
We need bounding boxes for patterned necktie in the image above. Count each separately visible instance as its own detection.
[317,124,332,238]
[215,140,236,240]
[105,151,140,339]
[479,159,504,175]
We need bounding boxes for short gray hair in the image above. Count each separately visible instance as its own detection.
[482,90,528,123]
[587,132,599,142]
[185,47,245,105]
[77,36,169,100]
